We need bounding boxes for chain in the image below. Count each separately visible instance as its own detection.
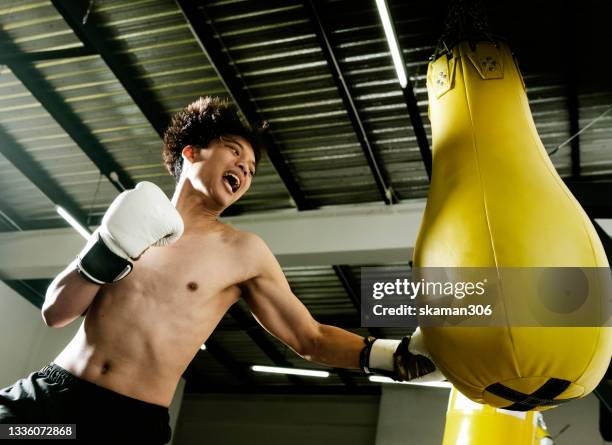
[432,0,495,59]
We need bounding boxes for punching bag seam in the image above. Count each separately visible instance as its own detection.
[460,44,523,381]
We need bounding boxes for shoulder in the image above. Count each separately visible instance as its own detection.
[216,224,279,274]
[218,223,272,257]
[233,230,270,255]
[229,230,281,279]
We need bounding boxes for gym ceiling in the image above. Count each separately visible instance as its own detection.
[0,0,611,395]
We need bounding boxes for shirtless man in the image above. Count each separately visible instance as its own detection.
[0,97,441,444]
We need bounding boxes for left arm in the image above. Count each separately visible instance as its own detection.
[239,234,443,382]
[240,234,363,369]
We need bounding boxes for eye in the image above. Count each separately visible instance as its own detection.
[249,170,255,177]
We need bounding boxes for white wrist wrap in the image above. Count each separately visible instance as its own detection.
[369,339,401,372]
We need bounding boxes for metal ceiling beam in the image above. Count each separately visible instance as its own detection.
[185,336,255,386]
[0,126,90,229]
[305,0,397,205]
[6,185,612,279]
[175,0,313,211]
[378,2,433,180]
[0,202,425,279]
[565,180,612,218]
[0,196,26,231]
[401,84,432,181]
[2,279,46,309]
[0,28,133,192]
[0,47,96,64]
[201,338,254,384]
[51,0,170,137]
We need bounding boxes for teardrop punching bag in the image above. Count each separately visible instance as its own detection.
[412,41,612,410]
[442,387,554,444]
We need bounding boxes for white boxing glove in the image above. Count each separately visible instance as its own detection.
[360,327,445,383]
[77,182,184,284]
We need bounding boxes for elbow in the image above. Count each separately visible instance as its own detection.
[41,306,56,327]
[297,322,323,361]
[41,284,70,328]
[41,304,65,328]
[42,286,60,327]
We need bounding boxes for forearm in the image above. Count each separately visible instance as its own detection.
[304,325,443,382]
[42,260,101,328]
[304,324,363,369]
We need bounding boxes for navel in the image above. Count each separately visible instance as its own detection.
[100,361,111,375]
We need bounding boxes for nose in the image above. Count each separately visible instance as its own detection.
[236,159,247,176]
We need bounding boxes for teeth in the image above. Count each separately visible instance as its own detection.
[224,172,241,192]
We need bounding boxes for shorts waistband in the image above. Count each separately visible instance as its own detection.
[39,363,169,415]
[39,363,82,387]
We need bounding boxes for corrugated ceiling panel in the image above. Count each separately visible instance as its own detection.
[32,55,174,194]
[211,329,292,385]
[0,151,62,230]
[94,0,223,113]
[91,0,293,213]
[0,66,118,224]
[284,266,358,317]
[0,1,81,53]
[578,93,612,177]
[523,73,572,176]
[207,0,382,207]
[187,348,238,387]
[329,0,431,200]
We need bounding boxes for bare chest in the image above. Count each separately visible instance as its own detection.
[98,233,250,309]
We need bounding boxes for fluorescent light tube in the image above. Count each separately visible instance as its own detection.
[375,0,407,88]
[369,375,452,389]
[56,206,91,239]
[251,365,329,378]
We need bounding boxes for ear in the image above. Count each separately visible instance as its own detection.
[181,145,200,164]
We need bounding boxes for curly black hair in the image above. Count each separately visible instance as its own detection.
[162,97,265,182]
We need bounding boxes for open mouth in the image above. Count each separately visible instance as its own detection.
[223,172,241,194]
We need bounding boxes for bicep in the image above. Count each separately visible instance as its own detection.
[241,243,319,355]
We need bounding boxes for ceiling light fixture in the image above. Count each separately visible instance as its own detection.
[251,365,330,378]
[375,0,407,88]
[56,206,91,239]
[369,375,452,389]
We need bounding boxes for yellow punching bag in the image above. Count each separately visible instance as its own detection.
[442,387,554,444]
[413,41,612,410]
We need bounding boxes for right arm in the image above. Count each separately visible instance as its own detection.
[42,260,101,328]
[42,181,184,328]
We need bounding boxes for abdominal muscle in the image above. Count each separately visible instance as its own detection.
[54,242,243,407]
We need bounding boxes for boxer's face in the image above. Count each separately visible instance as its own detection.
[184,135,256,209]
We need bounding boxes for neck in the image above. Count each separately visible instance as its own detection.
[171,176,223,229]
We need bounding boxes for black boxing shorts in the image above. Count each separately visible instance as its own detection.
[0,363,171,444]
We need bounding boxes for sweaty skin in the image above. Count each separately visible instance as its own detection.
[46,136,364,407]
